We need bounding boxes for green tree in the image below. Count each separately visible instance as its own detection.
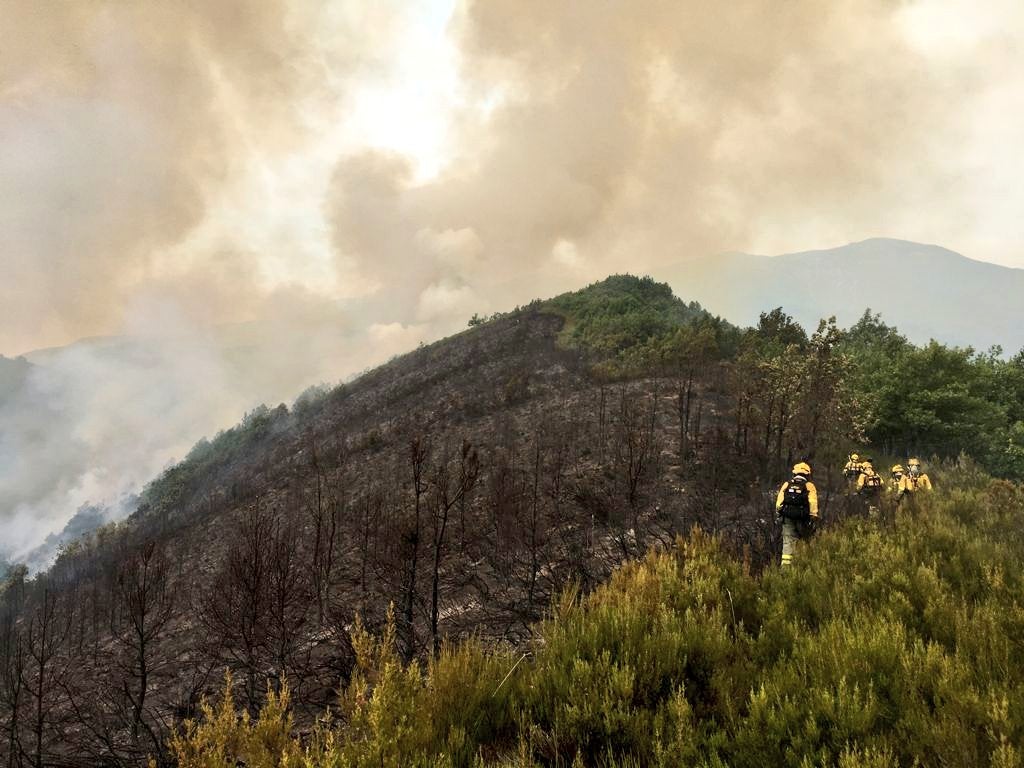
[869,342,1006,459]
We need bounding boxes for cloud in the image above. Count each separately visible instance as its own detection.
[5,0,1020,356]
[416,227,485,272]
[369,322,431,354]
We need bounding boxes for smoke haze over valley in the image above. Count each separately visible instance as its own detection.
[3,0,1024,559]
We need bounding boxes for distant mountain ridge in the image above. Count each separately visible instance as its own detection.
[666,238,1024,354]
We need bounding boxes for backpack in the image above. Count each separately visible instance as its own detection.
[862,473,882,490]
[844,464,861,479]
[779,476,811,520]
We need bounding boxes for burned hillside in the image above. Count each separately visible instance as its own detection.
[4,275,1023,766]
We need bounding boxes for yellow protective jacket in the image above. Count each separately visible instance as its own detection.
[907,473,933,492]
[843,460,863,477]
[891,474,932,496]
[776,479,819,518]
[857,471,884,493]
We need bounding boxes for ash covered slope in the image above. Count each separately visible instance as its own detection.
[668,238,1024,353]
[170,465,1024,767]
[0,276,754,767]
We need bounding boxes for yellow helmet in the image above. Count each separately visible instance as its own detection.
[891,464,904,473]
[908,457,921,467]
[793,462,812,476]
[850,453,860,461]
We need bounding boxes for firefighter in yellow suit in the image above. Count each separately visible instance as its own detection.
[775,462,819,567]
[856,458,884,516]
[843,453,864,493]
[843,453,863,477]
[889,464,906,497]
[906,457,933,492]
[891,459,933,506]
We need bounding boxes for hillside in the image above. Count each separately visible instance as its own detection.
[2,274,1023,767]
[0,311,412,567]
[7,239,1017,568]
[171,464,1024,767]
[0,277,751,767]
[666,238,1024,354]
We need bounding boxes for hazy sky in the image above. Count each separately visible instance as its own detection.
[1,0,1023,557]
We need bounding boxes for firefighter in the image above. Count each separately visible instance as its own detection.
[889,464,906,497]
[775,461,819,567]
[856,457,884,516]
[906,457,933,492]
[843,453,864,492]
[843,453,864,477]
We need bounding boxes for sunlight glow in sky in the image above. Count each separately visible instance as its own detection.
[345,0,461,182]
[236,0,1024,288]
[157,0,463,297]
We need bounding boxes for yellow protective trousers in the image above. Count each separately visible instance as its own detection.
[781,519,801,567]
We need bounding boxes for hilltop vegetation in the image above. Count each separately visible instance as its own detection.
[134,275,1024,527]
[548,276,1024,481]
[172,460,1024,767]
[2,275,1023,767]
[547,276,1024,480]
[545,274,740,362]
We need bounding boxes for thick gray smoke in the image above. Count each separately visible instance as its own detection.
[0,0,406,559]
[0,301,413,559]
[328,0,968,318]
[1,0,1018,559]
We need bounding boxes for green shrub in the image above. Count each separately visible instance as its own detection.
[167,673,301,768]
